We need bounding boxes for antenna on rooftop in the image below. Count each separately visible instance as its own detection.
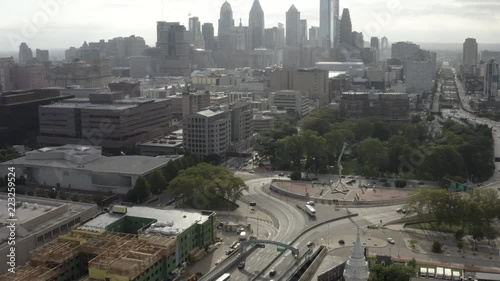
[161,0,165,21]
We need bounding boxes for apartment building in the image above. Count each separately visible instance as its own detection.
[269,90,310,117]
[340,92,409,121]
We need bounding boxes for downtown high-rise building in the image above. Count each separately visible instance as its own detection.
[156,21,191,76]
[202,23,215,51]
[484,59,499,101]
[218,1,234,36]
[286,5,301,47]
[189,16,205,49]
[300,19,308,45]
[19,42,33,65]
[36,49,50,62]
[319,0,339,49]
[463,38,479,66]
[309,26,320,47]
[249,0,265,49]
[340,8,352,46]
[370,37,380,62]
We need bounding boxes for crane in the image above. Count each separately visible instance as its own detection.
[331,142,349,194]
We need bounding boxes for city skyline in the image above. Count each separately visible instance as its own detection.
[1,0,499,51]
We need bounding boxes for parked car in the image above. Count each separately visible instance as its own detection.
[306,201,315,206]
[307,241,314,247]
[269,270,277,276]
[238,261,245,269]
[387,238,395,244]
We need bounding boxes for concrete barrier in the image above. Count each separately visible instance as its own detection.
[251,213,359,280]
[298,246,328,281]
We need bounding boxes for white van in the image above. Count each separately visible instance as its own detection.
[420,267,427,278]
[445,268,452,280]
[428,268,436,278]
[452,271,461,280]
[436,267,444,279]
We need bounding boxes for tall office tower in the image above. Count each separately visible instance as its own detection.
[156,22,191,76]
[484,60,499,101]
[277,23,285,48]
[218,1,234,36]
[202,23,215,51]
[381,36,389,49]
[249,0,265,49]
[319,0,339,49]
[19,43,33,65]
[300,20,308,45]
[463,38,479,66]
[351,32,364,49]
[370,37,380,61]
[189,17,205,49]
[35,49,50,62]
[309,26,320,47]
[286,5,301,47]
[340,8,352,46]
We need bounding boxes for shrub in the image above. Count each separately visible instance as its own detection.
[409,239,417,248]
[290,171,301,181]
[457,241,464,250]
[395,180,407,188]
[432,241,442,253]
[71,194,80,202]
[338,239,345,245]
[455,229,465,240]
[27,190,35,196]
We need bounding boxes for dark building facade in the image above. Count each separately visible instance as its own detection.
[340,92,409,121]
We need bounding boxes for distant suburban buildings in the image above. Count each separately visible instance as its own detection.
[37,91,173,150]
[339,92,409,121]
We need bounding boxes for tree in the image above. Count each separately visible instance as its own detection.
[301,117,331,135]
[355,138,389,176]
[426,114,435,122]
[204,154,222,165]
[58,190,68,200]
[369,263,415,281]
[48,188,57,199]
[71,194,80,202]
[455,229,465,240]
[149,170,167,194]
[125,189,138,203]
[395,180,407,188]
[432,241,442,253]
[134,176,151,203]
[168,163,247,208]
[290,171,301,180]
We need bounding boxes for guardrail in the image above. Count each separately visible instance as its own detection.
[199,244,258,281]
[251,213,359,280]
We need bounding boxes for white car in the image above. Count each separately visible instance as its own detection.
[249,170,255,173]
[387,238,395,244]
[306,201,315,206]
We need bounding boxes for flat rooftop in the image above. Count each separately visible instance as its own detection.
[80,206,211,235]
[0,195,96,247]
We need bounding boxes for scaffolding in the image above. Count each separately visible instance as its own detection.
[0,231,177,281]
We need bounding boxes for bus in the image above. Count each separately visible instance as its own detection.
[215,273,231,281]
[305,205,316,217]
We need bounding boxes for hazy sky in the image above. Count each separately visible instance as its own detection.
[1,0,499,52]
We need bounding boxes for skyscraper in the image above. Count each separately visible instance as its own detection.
[36,49,50,62]
[319,0,339,49]
[286,5,301,47]
[463,38,478,66]
[340,8,352,46]
[381,36,389,49]
[19,42,33,65]
[218,1,234,36]
[249,0,265,49]
[156,22,191,76]
[202,23,215,51]
[309,26,320,47]
[300,19,308,45]
[371,37,380,61]
[484,60,499,101]
[189,16,205,49]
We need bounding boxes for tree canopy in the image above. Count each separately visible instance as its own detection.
[168,163,248,206]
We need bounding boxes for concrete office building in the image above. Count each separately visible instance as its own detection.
[0,206,215,281]
[229,100,254,150]
[38,92,173,150]
[253,111,275,132]
[129,56,151,78]
[270,68,330,105]
[286,5,301,47]
[391,42,421,61]
[340,92,409,121]
[269,90,310,117]
[0,145,177,194]
[108,81,141,98]
[182,90,211,118]
[463,38,479,66]
[183,108,231,159]
[0,195,98,274]
[35,49,49,62]
[46,59,112,88]
[405,60,435,93]
[19,42,33,65]
[484,60,499,101]
[136,129,184,156]
[0,57,15,92]
[0,88,72,145]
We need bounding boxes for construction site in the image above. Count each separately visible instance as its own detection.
[0,207,216,281]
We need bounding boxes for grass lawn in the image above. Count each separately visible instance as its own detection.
[406,222,465,234]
